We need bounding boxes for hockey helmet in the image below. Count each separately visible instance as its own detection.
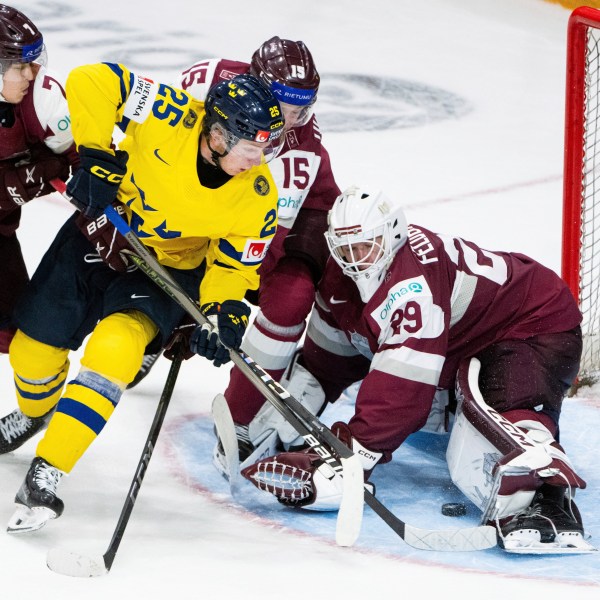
[203,73,284,162]
[325,185,408,302]
[250,36,319,127]
[0,5,46,71]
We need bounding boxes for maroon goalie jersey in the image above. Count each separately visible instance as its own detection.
[307,225,582,458]
[178,58,340,277]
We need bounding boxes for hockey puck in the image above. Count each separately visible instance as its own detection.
[441,502,467,517]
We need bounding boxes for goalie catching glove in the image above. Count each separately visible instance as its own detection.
[241,422,382,510]
[67,146,128,219]
[75,203,133,272]
[189,300,251,367]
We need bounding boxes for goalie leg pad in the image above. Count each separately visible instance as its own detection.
[447,357,586,523]
[248,357,326,449]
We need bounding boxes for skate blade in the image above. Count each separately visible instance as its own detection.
[7,504,58,534]
[502,529,598,554]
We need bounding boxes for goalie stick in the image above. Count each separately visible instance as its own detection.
[50,181,497,551]
[46,354,183,577]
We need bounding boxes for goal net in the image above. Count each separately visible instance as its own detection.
[562,6,600,384]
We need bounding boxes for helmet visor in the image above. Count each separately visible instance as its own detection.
[1,44,47,76]
[228,133,285,164]
[281,101,315,129]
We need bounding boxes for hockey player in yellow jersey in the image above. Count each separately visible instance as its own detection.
[4,63,284,533]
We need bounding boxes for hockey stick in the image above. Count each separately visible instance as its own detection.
[103,207,497,552]
[46,353,183,577]
[50,181,497,551]
[48,179,363,547]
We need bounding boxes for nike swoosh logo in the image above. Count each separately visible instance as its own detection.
[131,294,150,299]
[84,253,103,264]
[154,148,170,165]
[330,297,347,304]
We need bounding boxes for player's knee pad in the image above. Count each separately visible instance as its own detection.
[81,310,158,385]
[240,310,306,371]
[248,354,326,450]
[446,357,586,523]
[9,330,70,418]
[36,369,123,473]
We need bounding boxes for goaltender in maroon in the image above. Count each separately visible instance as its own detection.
[236,184,593,554]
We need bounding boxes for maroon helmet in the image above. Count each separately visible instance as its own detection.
[0,4,45,70]
[250,36,319,127]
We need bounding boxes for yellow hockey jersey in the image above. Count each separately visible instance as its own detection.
[65,62,278,304]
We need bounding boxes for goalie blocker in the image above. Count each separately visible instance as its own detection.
[447,357,595,554]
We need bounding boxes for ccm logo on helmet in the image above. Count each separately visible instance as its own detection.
[90,165,125,184]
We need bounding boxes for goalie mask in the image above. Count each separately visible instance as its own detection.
[325,185,408,302]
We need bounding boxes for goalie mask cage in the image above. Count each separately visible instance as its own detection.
[563,6,600,383]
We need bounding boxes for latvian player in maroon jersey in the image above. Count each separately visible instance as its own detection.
[0,5,77,454]
[240,185,593,553]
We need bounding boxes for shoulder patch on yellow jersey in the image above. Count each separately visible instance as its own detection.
[254,175,270,196]
[183,109,198,128]
[123,74,159,123]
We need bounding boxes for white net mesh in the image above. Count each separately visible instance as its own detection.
[579,27,600,381]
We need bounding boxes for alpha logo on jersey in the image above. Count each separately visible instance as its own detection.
[372,276,444,345]
[183,109,198,128]
[123,74,159,123]
[254,175,270,196]
[375,278,425,321]
[242,238,270,263]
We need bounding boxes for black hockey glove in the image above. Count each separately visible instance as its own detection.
[75,203,133,272]
[189,300,251,367]
[0,144,72,211]
[67,146,128,219]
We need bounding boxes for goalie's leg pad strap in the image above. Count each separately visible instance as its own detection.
[36,370,123,473]
[10,330,70,418]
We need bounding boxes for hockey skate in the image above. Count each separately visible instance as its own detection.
[127,351,161,389]
[7,457,64,534]
[0,408,52,454]
[497,486,596,554]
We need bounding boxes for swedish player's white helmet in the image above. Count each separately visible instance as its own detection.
[325,185,408,302]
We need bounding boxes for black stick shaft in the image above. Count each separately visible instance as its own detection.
[103,356,182,571]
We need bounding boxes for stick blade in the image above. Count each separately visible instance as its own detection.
[403,524,497,551]
[47,547,108,577]
[335,454,364,547]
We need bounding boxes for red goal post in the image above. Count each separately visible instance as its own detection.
[562,6,600,382]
